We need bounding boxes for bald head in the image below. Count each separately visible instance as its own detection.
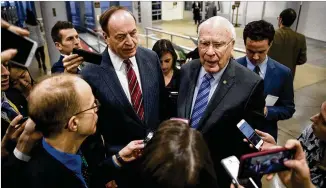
[28,74,90,138]
[100,6,136,36]
[198,16,236,39]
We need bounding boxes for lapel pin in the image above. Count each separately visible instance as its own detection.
[223,80,227,84]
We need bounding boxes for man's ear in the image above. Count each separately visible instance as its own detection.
[67,116,78,132]
[55,42,62,51]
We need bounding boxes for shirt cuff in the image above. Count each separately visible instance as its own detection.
[112,156,121,169]
[13,148,31,162]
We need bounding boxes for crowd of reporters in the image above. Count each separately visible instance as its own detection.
[1,5,324,188]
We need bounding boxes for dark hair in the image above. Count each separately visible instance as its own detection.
[99,6,136,36]
[8,62,35,87]
[279,8,297,27]
[243,20,275,45]
[152,39,178,70]
[143,120,217,188]
[51,21,74,43]
[25,9,37,26]
[28,74,82,138]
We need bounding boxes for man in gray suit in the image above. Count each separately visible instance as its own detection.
[80,6,168,188]
[177,16,266,188]
[268,8,307,78]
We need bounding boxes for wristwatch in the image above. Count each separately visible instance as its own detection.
[115,153,127,166]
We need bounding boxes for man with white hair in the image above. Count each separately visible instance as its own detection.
[177,16,266,187]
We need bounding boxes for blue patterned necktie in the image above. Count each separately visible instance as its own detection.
[191,73,214,128]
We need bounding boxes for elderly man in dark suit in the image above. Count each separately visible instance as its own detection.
[80,6,168,188]
[177,16,266,188]
[237,20,295,141]
[268,8,307,78]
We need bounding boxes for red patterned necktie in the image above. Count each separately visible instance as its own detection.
[124,59,144,120]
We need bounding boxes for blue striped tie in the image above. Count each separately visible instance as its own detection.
[191,73,214,128]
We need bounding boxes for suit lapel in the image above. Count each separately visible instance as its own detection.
[197,60,236,131]
[135,48,154,125]
[100,47,143,125]
[185,60,202,119]
[263,58,275,94]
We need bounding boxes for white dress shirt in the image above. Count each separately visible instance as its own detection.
[190,63,229,116]
[246,56,268,79]
[108,47,142,104]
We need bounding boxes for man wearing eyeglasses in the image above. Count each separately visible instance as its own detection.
[236,20,295,141]
[19,74,144,188]
[177,16,266,188]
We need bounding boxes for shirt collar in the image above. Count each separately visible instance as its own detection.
[42,138,82,177]
[199,61,229,83]
[108,47,137,71]
[246,56,268,72]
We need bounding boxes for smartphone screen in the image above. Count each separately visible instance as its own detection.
[240,148,295,177]
[1,28,37,67]
[237,120,263,149]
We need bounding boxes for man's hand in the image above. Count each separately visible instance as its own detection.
[264,106,268,117]
[1,115,26,157]
[1,49,17,63]
[63,54,83,74]
[243,129,276,150]
[1,19,29,37]
[277,139,315,188]
[113,140,144,166]
[15,118,42,156]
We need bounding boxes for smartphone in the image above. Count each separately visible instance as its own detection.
[237,119,263,150]
[221,156,240,185]
[1,28,38,67]
[17,117,28,125]
[72,48,102,65]
[143,131,154,146]
[238,147,296,178]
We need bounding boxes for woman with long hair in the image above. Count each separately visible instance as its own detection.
[25,9,46,72]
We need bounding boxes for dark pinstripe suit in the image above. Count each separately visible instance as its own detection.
[81,46,168,188]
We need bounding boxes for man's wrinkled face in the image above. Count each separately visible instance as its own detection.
[55,28,81,55]
[245,38,270,65]
[198,24,234,74]
[106,10,138,60]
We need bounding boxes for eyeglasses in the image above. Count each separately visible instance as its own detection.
[64,99,100,129]
[199,39,234,53]
[74,99,101,116]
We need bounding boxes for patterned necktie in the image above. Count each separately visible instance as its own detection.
[80,153,90,187]
[191,73,214,128]
[124,59,144,120]
[254,66,260,75]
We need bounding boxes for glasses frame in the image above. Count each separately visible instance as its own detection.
[199,38,234,53]
[64,99,101,129]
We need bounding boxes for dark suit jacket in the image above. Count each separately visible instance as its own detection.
[237,56,295,140]
[19,144,118,188]
[51,55,64,73]
[81,46,168,187]
[268,27,307,77]
[177,59,266,188]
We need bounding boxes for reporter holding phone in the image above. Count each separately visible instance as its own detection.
[232,139,316,188]
[50,21,84,74]
[15,74,144,188]
[1,20,30,138]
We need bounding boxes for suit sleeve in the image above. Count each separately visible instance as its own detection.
[244,79,266,131]
[266,70,295,121]
[90,157,120,188]
[1,153,28,188]
[297,35,307,65]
